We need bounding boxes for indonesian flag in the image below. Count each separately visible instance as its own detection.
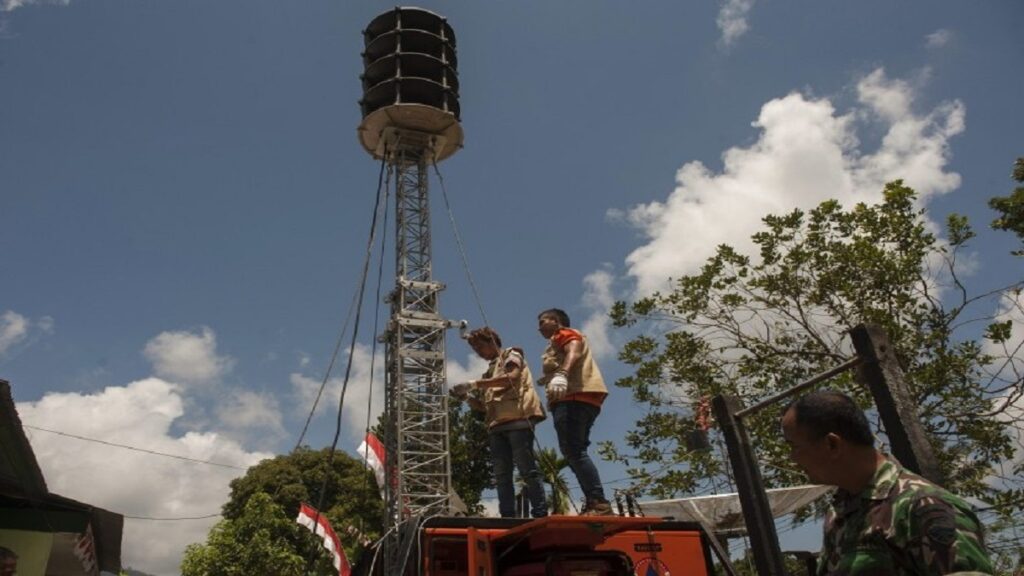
[73,523,98,576]
[357,432,386,498]
[296,503,351,576]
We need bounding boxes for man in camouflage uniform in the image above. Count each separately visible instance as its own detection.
[781,390,993,575]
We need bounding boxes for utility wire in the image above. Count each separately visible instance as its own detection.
[293,287,361,451]
[19,427,248,526]
[361,164,391,497]
[432,159,489,328]
[23,424,247,470]
[123,513,222,521]
[304,148,389,575]
[294,145,390,452]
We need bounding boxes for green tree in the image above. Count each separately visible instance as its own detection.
[181,493,309,576]
[607,182,1023,513]
[448,396,494,514]
[182,446,384,574]
[989,157,1024,254]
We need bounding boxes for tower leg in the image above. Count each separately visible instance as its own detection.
[381,132,453,575]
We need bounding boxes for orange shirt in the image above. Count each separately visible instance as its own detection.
[550,328,605,407]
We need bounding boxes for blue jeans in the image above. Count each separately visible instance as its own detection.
[551,401,606,503]
[489,427,548,518]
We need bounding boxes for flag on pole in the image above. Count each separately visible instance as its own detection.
[357,431,386,498]
[296,502,351,576]
[73,523,98,576]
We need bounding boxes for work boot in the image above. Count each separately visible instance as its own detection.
[582,499,614,516]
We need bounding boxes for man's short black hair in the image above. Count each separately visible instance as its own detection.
[538,308,571,327]
[786,390,874,447]
[0,546,16,560]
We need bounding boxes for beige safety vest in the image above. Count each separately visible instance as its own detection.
[478,348,546,429]
[540,329,608,398]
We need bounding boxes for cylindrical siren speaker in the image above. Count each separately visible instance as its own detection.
[358,7,463,161]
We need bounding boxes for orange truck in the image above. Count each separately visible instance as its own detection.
[412,515,721,576]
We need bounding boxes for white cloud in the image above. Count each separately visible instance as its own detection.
[143,327,235,386]
[853,69,964,197]
[619,67,964,296]
[447,351,491,386]
[0,310,29,355]
[290,344,387,444]
[215,389,286,446]
[717,0,755,47]
[17,378,272,576]
[925,29,953,49]
[579,267,617,361]
[290,343,489,447]
[0,310,54,357]
[139,327,284,451]
[36,315,54,332]
[1,0,70,11]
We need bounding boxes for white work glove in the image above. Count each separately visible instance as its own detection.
[546,373,568,401]
[450,381,476,399]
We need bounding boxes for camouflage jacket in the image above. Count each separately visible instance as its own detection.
[818,457,993,576]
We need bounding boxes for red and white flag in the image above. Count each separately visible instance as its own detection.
[296,503,351,576]
[357,431,386,497]
[73,523,98,576]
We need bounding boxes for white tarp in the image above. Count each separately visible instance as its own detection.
[637,485,833,533]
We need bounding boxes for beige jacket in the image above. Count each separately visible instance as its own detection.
[471,347,546,429]
[540,328,608,404]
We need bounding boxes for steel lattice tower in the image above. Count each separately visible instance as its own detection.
[386,136,451,517]
[357,8,463,574]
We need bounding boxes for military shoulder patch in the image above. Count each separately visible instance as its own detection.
[913,500,957,547]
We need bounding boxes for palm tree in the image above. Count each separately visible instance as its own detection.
[536,447,572,515]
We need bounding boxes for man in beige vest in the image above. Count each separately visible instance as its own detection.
[537,308,613,516]
[453,327,548,518]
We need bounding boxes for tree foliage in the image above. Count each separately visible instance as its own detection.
[989,157,1024,255]
[181,400,495,574]
[448,396,494,514]
[182,447,385,575]
[607,181,1023,515]
[181,493,309,576]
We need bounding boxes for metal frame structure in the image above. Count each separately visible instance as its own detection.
[382,132,453,574]
[712,323,942,576]
[358,8,463,572]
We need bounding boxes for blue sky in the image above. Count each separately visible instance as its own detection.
[1,1,1022,573]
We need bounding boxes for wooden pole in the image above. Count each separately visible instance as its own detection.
[713,394,789,576]
[849,323,944,484]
